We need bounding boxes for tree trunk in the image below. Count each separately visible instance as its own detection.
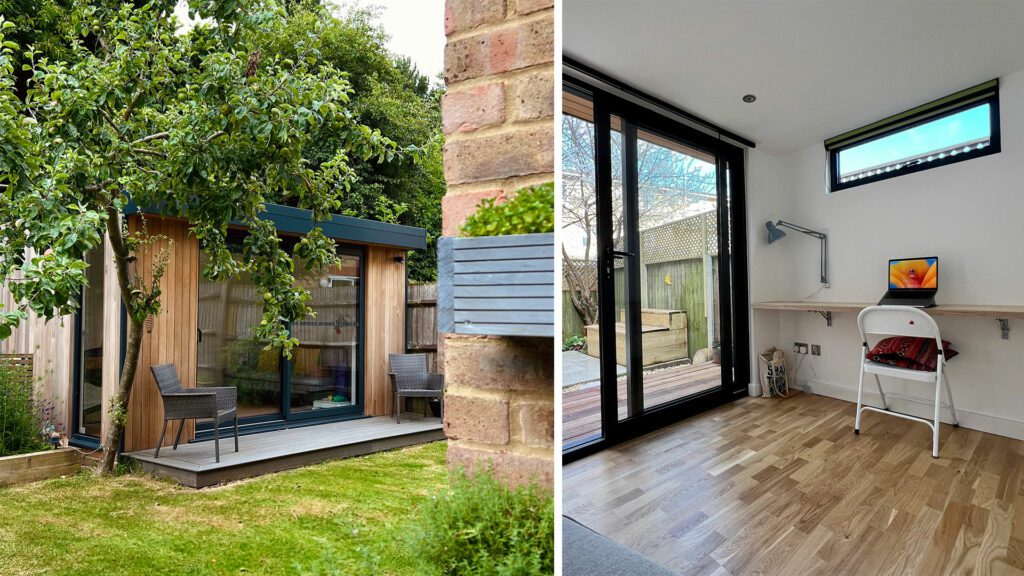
[562,244,598,327]
[98,314,144,473]
[98,208,144,474]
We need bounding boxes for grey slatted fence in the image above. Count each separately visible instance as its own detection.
[438,233,555,338]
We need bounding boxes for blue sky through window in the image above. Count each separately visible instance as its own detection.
[838,104,991,176]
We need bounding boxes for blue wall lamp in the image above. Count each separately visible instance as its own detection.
[765,220,829,285]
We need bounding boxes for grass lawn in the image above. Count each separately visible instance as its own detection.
[0,441,448,576]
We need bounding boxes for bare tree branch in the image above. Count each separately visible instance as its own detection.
[131,147,167,158]
[122,88,145,121]
[131,132,169,146]
[205,131,227,144]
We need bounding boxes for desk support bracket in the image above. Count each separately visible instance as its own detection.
[999,318,1010,340]
[816,311,833,327]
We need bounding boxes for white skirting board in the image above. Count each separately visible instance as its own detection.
[791,378,1024,442]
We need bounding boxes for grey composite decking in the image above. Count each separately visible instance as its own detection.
[126,416,445,488]
[438,232,555,337]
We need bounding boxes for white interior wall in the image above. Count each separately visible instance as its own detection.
[744,147,784,393]
[749,68,1024,440]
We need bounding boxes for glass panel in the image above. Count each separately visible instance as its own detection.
[837,103,992,182]
[197,241,282,420]
[612,117,633,422]
[635,128,722,410]
[78,248,104,437]
[561,91,602,447]
[289,253,361,413]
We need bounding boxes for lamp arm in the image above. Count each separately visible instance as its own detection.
[776,220,826,239]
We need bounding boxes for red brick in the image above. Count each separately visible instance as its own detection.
[444,17,554,83]
[442,82,507,134]
[514,0,553,16]
[513,400,553,448]
[441,189,506,236]
[510,70,553,123]
[447,443,554,489]
[443,393,510,445]
[443,123,554,185]
[445,0,507,36]
[443,335,553,392]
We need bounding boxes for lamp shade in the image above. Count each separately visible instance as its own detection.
[765,220,786,244]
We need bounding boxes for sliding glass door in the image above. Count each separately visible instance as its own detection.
[562,77,749,459]
[196,232,364,431]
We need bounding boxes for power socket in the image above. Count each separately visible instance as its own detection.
[811,344,821,356]
[793,342,808,354]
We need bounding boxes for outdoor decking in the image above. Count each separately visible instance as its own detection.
[562,363,721,446]
[127,416,444,487]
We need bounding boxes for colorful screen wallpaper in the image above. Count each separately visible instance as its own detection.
[889,258,937,289]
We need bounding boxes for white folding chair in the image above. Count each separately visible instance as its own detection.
[855,305,958,458]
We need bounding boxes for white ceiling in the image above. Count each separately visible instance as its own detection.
[564,0,1024,154]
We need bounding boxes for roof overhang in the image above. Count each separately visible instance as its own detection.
[126,201,427,251]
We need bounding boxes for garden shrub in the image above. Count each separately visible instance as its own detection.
[562,334,586,352]
[0,363,47,456]
[412,470,555,576]
[460,183,554,237]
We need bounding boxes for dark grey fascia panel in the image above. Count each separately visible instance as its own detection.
[126,201,426,250]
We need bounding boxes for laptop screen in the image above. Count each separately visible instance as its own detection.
[889,257,938,290]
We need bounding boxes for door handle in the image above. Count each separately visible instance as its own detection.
[610,250,634,258]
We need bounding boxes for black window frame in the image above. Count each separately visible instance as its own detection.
[827,79,1001,193]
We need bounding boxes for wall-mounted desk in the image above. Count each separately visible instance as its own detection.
[753,301,1024,339]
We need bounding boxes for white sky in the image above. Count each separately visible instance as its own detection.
[337,0,447,80]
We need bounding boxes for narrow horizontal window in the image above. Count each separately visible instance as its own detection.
[826,79,1000,191]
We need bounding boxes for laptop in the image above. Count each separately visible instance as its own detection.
[878,257,938,308]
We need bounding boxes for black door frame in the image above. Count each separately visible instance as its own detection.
[563,73,751,463]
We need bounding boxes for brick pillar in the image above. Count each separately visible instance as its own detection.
[441,0,554,488]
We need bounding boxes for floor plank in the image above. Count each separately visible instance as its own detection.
[564,393,1024,576]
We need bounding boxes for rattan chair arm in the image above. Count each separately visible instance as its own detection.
[161,392,217,420]
[191,386,238,411]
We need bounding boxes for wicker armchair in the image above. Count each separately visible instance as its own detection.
[388,354,443,423]
[151,363,238,463]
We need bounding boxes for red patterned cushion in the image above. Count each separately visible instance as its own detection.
[866,336,958,372]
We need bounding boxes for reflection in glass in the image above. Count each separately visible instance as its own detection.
[197,246,282,420]
[78,248,104,437]
[289,254,361,413]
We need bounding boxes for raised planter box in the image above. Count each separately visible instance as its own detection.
[438,233,554,338]
[0,448,82,486]
[585,309,688,366]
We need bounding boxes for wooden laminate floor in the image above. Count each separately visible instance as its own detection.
[563,392,1024,576]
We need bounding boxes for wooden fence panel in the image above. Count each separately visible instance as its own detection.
[646,258,709,359]
[0,354,33,384]
[407,283,438,372]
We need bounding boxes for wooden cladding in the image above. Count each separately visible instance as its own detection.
[364,246,407,417]
[4,214,410,452]
[438,233,555,338]
[123,215,200,452]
